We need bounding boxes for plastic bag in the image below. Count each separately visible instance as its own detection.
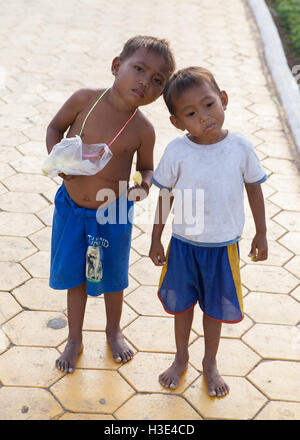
[42,135,113,177]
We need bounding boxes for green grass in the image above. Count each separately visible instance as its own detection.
[269,0,300,55]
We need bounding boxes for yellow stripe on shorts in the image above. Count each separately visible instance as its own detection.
[227,243,243,315]
[158,241,171,291]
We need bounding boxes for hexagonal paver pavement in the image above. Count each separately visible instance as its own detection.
[3,311,68,346]
[115,393,202,420]
[12,278,66,311]
[0,387,63,420]
[255,401,300,420]
[248,360,300,401]
[0,262,31,290]
[0,346,63,387]
[51,369,134,413]
[242,324,300,360]
[243,292,300,325]
[184,376,267,420]
[241,265,298,293]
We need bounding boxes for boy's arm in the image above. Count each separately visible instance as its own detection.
[149,189,174,266]
[245,183,268,262]
[46,88,90,154]
[128,121,155,201]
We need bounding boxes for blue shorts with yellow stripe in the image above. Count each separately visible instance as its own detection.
[158,236,244,323]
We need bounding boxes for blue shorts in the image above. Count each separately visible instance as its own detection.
[50,183,133,296]
[158,236,244,323]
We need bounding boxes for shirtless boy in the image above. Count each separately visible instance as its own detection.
[46,35,175,373]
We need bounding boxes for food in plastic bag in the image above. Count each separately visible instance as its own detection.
[42,135,113,177]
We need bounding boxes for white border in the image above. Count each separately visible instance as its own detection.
[248,0,300,154]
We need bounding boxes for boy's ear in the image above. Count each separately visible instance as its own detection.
[220,90,228,110]
[111,56,121,76]
[170,114,185,131]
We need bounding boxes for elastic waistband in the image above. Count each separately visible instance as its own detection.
[172,233,240,248]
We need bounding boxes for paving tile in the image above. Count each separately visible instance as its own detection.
[115,393,201,420]
[3,173,56,193]
[261,158,299,175]
[273,211,300,232]
[267,174,300,193]
[255,401,300,420]
[0,211,44,236]
[125,285,170,317]
[243,324,300,360]
[9,155,45,174]
[36,204,55,226]
[269,192,300,211]
[0,387,63,420]
[22,250,50,278]
[0,236,37,262]
[291,285,300,302]
[51,369,134,413]
[184,376,266,420]
[189,337,260,376]
[279,232,300,255]
[119,351,199,393]
[28,227,52,251]
[0,162,16,179]
[0,261,31,290]
[248,360,300,401]
[123,316,197,353]
[241,265,299,293]
[16,141,48,157]
[284,255,300,278]
[0,146,22,163]
[0,346,63,386]
[12,278,66,311]
[244,292,300,325]
[0,327,10,354]
[0,291,22,324]
[3,310,68,346]
[0,191,49,213]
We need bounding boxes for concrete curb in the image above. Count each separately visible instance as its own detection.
[248,0,300,154]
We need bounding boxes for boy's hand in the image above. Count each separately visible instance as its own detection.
[127,181,149,202]
[149,239,166,266]
[58,173,74,181]
[248,232,268,262]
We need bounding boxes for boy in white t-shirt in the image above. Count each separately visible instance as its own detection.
[149,66,268,397]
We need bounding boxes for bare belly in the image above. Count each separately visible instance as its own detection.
[64,172,130,209]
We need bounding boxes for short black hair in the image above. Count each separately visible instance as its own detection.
[119,35,176,78]
[163,66,222,115]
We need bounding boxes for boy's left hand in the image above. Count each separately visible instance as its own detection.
[127,182,149,202]
[248,232,268,262]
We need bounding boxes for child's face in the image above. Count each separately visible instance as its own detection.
[171,81,228,144]
[112,48,170,107]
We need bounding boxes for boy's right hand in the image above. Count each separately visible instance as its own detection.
[149,240,166,266]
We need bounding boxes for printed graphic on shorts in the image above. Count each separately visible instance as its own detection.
[87,234,109,248]
[86,246,103,283]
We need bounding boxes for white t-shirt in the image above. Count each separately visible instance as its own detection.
[152,131,267,246]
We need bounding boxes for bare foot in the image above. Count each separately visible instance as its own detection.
[202,359,229,397]
[55,340,83,373]
[106,328,134,363]
[159,354,189,390]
